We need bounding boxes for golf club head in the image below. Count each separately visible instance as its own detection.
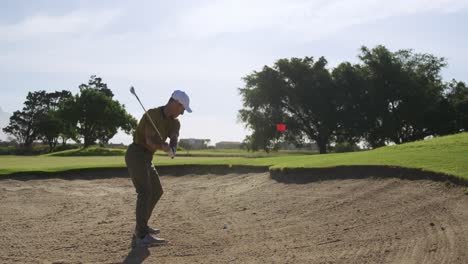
[130,86,136,96]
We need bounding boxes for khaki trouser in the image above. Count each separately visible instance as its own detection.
[125,143,163,238]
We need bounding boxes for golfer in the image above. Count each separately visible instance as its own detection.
[125,90,192,247]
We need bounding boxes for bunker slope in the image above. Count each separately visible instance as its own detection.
[1,172,467,263]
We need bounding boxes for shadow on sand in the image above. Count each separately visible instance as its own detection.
[122,247,150,264]
[2,165,270,181]
[3,164,466,187]
[270,165,468,186]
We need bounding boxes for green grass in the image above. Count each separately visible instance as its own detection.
[0,155,240,175]
[45,146,126,156]
[46,146,315,158]
[1,132,467,180]
[162,148,315,157]
[264,132,468,179]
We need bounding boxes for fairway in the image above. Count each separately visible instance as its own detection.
[1,133,467,182]
[1,172,467,263]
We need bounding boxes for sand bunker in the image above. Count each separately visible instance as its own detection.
[1,172,467,263]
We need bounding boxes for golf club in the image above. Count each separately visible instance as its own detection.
[130,86,175,158]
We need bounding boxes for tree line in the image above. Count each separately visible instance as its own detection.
[2,76,137,152]
[239,45,468,154]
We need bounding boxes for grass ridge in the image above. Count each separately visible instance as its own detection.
[1,132,466,181]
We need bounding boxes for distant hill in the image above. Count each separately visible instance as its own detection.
[0,107,10,141]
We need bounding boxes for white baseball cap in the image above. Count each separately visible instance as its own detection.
[171,90,192,113]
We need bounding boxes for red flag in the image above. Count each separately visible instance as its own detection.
[276,123,286,132]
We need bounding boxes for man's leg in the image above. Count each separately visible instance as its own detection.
[147,163,164,221]
[125,145,153,238]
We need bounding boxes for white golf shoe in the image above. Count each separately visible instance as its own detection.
[132,234,167,248]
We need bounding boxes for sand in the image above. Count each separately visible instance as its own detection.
[1,171,467,263]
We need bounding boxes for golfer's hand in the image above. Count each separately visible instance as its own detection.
[168,146,176,159]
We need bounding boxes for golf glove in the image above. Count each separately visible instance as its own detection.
[168,146,176,159]
[169,136,178,159]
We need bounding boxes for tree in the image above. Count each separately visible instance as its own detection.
[56,109,80,146]
[3,111,34,147]
[36,110,63,151]
[238,108,278,152]
[3,90,76,151]
[64,76,137,147]
[239,57,339,154]
[445,80,468,132]
[36,90,73,151]
[331,62,370,144]
[2,91,49,148]
[357,45,447,147]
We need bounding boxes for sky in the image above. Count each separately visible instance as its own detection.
[1,0,467,144]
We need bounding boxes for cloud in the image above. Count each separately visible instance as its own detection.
[1,1,467,84]
[164,0,468,40]
[0,8,122,41]
[0,106,10,141]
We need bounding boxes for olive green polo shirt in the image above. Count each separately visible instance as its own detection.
[133,106,180,150]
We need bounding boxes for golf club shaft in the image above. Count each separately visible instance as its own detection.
[131,89,164,142]
[130,86,175,158]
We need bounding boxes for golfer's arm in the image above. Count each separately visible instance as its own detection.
[169,132,179,149]
[169,121,180,149]
[144,125,166,152]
